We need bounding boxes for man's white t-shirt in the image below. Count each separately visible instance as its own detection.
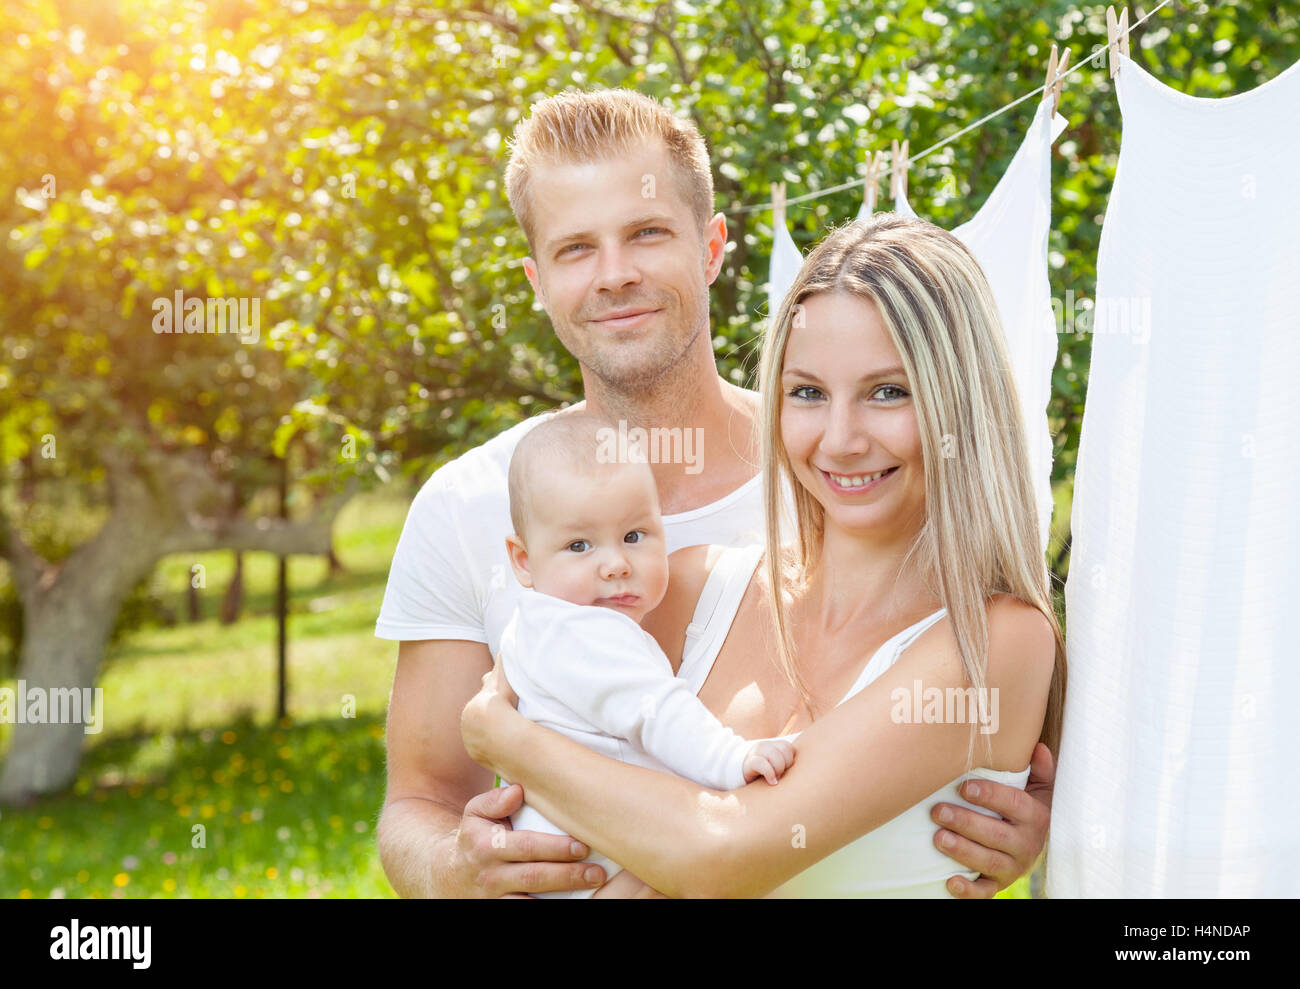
[375,410,768,656]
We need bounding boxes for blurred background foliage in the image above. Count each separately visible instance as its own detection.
[0,0,1296,892]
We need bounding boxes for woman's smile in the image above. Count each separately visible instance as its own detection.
[821,466,899,494]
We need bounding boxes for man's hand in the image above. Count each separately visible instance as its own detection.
[447,783,607,897]
[929,742,1056,898]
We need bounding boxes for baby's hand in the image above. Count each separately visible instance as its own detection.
[742,739,796,786]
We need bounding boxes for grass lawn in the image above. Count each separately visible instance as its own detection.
[0,479,1036,899]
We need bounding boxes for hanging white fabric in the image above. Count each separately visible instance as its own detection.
[767,100,1065,551]
[766,204,803,328]
[949,99,1067,555]
[1049,52,1300,897]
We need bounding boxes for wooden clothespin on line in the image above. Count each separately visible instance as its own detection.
[770,181,788,227]
[1106,6,1130,80]
[1043,42,1071,113]
[890,139,909,203]
[862,150,884,214]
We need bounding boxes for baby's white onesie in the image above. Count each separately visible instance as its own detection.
[498,587,755,898]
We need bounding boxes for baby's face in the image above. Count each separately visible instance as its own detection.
[513,461,669,625]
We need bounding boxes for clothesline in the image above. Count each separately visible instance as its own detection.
[723,0,1177,217]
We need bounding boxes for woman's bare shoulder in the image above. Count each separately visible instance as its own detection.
[985,593,1057,684]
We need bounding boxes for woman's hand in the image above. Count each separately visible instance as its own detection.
[460,653,523,770]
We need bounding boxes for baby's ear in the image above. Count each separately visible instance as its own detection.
[504,534,533,588]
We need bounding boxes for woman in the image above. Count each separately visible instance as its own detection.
[462,213,1067,897]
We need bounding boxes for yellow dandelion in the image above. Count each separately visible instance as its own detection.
[177,804,192,817]
[277,747,292,760]
[113,873,130,887]
[265,867,278,880]
[19,889,32,899]
[76,870,90,884]
[222,731,236,744]
[234,885,247,897]
[279,780,293,793]
[163,879,177,892]
[200,805,215,819]
[240,811,252,824]
[257,785,271,798]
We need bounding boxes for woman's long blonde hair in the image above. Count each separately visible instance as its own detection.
[757,213,1066,762]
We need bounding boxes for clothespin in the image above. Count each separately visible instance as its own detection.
[1106,6,1130,80]
[862,150,884,214]
[890,139,909,203]
[771,181,787,226]
[1043,43,1071,113]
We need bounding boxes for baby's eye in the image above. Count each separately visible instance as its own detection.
[566,540,591,553]
[624,530,644,544]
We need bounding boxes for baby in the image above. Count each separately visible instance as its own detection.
[497,412,795,898]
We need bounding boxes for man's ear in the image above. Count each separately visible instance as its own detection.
[703,212,727,286]
[505,533,533,588]
[522,257,549,315]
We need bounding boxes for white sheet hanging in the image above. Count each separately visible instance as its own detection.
[766,204,803,327]
[766,102,1066,551]
[1049,52,1300,897]
[950,100,1067,555]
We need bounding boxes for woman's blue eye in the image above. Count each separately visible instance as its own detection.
[875,384,909,401]
[787,385,821,401]
[567,540,590,553]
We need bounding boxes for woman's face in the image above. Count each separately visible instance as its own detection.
[779,291,926,538]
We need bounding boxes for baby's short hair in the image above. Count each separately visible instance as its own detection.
[507,412,628,543]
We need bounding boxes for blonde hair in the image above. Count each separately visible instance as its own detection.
[756,213,1067,762]
[504,88,715,252]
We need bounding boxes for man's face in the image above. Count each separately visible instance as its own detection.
[522,140,726,394]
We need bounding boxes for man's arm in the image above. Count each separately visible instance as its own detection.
[929,741,1056,898]
[377,638,605,897]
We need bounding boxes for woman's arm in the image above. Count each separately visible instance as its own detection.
[463,597,1055,898]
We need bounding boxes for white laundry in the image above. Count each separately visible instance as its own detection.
[767,201,803,326]
[950,100,1067,554]
[766,101,1066,551]
[1049,52,1300,897]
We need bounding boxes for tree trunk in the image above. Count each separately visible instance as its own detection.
[0,499,155,804]
[186,578,202,622]
[219,551,245,625]
[0,456,350,804]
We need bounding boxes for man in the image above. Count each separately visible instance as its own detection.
[375,88,1054,898]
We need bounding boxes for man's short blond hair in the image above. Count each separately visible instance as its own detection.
[504,88,715,254]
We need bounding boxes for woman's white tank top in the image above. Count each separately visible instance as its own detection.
[677,543,1030,898]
